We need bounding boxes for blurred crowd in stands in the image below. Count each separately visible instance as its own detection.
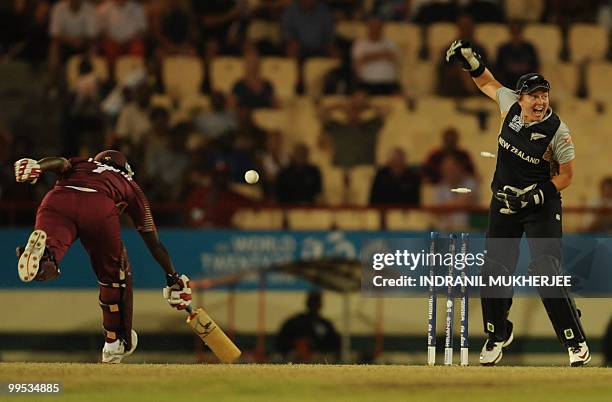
[1,0,611,231]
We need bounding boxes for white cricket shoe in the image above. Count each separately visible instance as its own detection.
[17,230,48,282]
[479,332,514,366]
[568,341,591,367]
[102,330,138,364]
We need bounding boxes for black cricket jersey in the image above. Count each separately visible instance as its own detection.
[491,87,575,192]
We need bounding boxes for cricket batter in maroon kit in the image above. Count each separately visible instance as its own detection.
[14,150,193,363]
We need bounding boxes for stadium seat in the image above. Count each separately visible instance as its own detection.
[568,24,608,63]
[336,20,366,40]
[427,22,457,61]
[400,61,437,96]
[115,55,145,84]
[252,108,290,132]
[321,165,347,206]
[304,58,340,97]
[287,97,320,149]
[474,24,509,62]
[162,56,203,100]
[555,98,598,131]
[585,62,612,102]
[210,56,243,94]
[384,23,421,62]
[458,96,499,115]
[540,63,578,100]
[261,57,298,101]
[66,55,108,89]
[150,94,173,110]
[385,209,432,231]
[334,209,381,230]
[246,20,281,43]
[347,165,376,206]
[286,209,334,230]
[179,94,210,114]
[523,24,562,63]
[232,208,284,230]
[504,0,544,22]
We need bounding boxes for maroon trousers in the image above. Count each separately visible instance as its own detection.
[36,187,133,346]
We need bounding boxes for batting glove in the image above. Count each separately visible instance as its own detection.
[14,158,41,184]
[445,40,485,77]
[495,182,557,215]
[163,273,192,310]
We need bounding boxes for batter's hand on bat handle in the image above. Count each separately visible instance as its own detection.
[446,39,485,77]
[163,273,192,310]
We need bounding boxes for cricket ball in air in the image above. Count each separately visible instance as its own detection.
[244,170,259,184]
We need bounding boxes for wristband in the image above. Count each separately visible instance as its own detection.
[469,63,485,77]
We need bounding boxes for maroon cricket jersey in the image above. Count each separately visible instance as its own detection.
[55,157,156,232]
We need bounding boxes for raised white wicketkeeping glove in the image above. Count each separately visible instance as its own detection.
[162,273,192,310]
[445,40,484,76]
[14,158,41,184]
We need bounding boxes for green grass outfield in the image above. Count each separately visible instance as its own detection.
[1,363,611,402]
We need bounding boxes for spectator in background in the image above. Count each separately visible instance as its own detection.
[464,0,505,23]
[437,13,487,97]
[276,143,322,204]
[191,0,244,58]
[373,0,411,21]
[431,153,479,231]
[423,127,475,184]
[276,291,341,363]
[229,48,279,110]
[0,0,50,67]
[369,147,421,206]
[412,0,459,23]
[258,130,288,199]
[604,317,612,366]
[319,91,389,168]
[113,80,154,165]
[48,0,98,75]
[143,108,190,202]
[193,91,238,143]
[153,0,197,58]
[495,21,539,89]
[282,0,336,59]
[583,176,612,233]
[352,16,401,95]
[545,0,599,25]
[97,0,147,74]
[63,57,105,156]
[186,162,252,227]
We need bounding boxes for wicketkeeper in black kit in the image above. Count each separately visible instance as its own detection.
[446,40,590,366]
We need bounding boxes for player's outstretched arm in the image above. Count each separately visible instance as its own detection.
[38,157,72,174]
[140,230,192,310]
[140,230,177,277]
[14,156,71,183]
[445,40,502,100]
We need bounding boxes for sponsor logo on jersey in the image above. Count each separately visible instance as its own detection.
[499,137,540,164]
[509,115,523,132]
[530,132,546,141]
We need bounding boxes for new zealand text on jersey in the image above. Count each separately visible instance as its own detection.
[499,137,540,164]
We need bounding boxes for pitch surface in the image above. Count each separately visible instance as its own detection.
[1,363,610,401]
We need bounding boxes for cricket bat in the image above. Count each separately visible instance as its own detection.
[185,306,241,363]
